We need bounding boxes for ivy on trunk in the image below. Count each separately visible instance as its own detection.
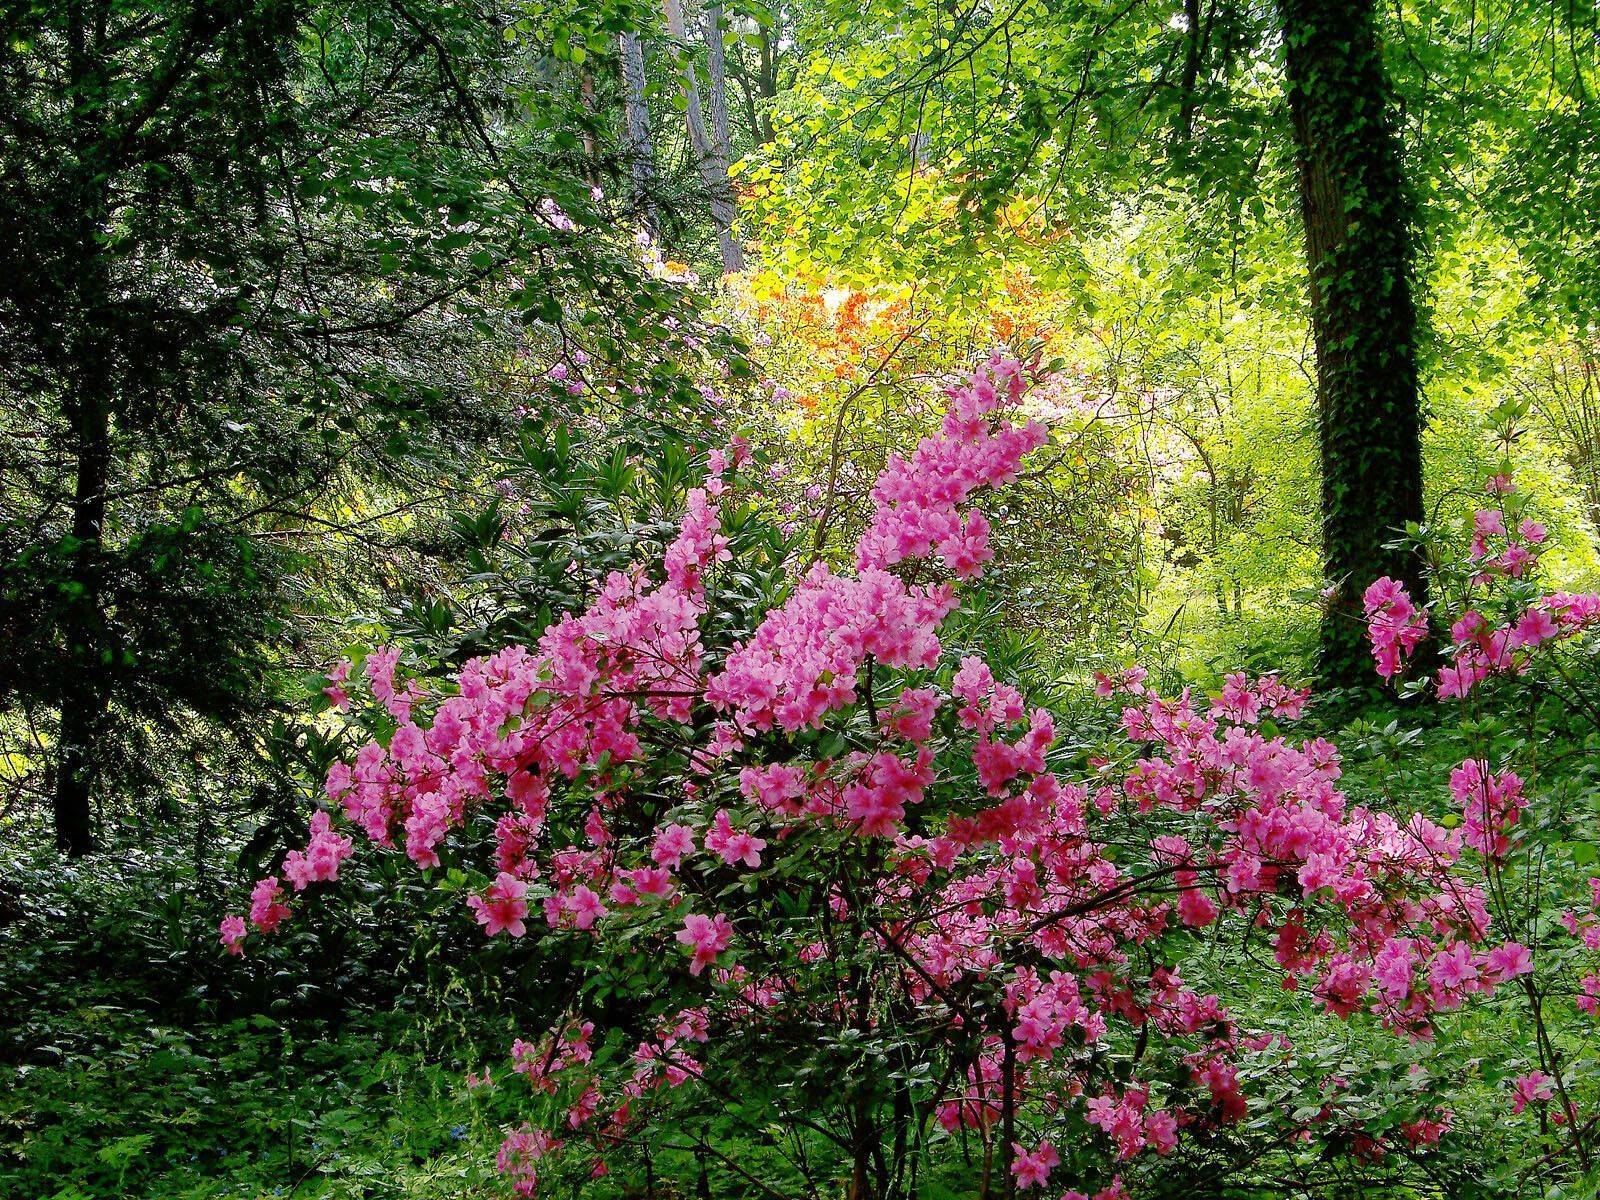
[1280,0,1428,686]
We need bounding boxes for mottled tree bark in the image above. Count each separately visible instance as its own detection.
[619,30,657,238]
[662,0,743,272]
[700,3,745,271]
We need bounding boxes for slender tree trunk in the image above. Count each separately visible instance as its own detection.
[1280,0,1427,686]
[756,22,778,144]
[1175,0,1203,142]
[998,1031,1016,1200]
[55,0,112,857]
[578,64,599,183]
[619,30,657,237]
[847,953,875,1200]
[660,0,710,155]
[662,0,742,273]
[56,386,111,858]
[728,40,766,146]
[700,3,745,271]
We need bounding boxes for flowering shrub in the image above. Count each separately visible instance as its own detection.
[227,358,1543,1197]
[1361,474,1600,1179]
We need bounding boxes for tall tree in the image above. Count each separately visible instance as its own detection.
[0,0,718,854]
[662,0,742,272]
[619,29,659,236]
[1279,0,1426,684]
[3,0,300,855]
[700,3,745,271]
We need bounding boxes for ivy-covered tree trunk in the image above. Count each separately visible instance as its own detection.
[1280,0,1427,687]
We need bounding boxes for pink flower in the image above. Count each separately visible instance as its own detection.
[1450,759,1526,858]
[219,915,248,955]
[248,876,290,933]
[704,809,766,868]
[1297,851,1342,895]
[1176,874,1218,927]
[1401,1110,1452,1148]
[1010,1141,1059,1189]
[468,872,530,938]
[1511,607,1558,649]
[282,810,353,891]
[566,885,607,931]
[1484,941,1533,981]
[364,645,411,720]
[1471,508,1507,558]
[1510,1071,1553,1114]
[623,867,676,901]
[652,823,698,870]
[1363,577,1428,679]
[676,912,732,975]
[1577,973,1600,1017]
[323,657,352,710]
[1436,662,1484,700]
[497,1124,556,1197]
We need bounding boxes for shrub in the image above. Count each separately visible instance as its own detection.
[226,357,1558,1198]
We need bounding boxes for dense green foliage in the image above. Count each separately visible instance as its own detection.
[0,0,739,854]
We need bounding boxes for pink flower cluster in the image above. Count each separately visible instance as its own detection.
[854,354,1044,577]
[675,912,732,975]
[469,872,531,937]
[1449,759,1526,859]
[1362,479,1600,699]
[1559,879,1600,1026]
[1510,1071,1553,1115]
[1362,577,1429,679]
[283,811,353,891]
[218,814,349,954]
[1469,504,1545,580]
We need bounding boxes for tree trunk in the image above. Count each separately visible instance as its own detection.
[578,64,599,183]
[700,3,745,271]
[1175,0,1204,142]
[55,0,112,857]
[999,1031,1016,1200]
[662,0,743,273]
[1280,0,1427,687]
[619,30,657,238]
[55,386,112,858]
[749,18,778,144]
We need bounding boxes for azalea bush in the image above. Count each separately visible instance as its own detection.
[1361,473,1600,1189]
[223,357,1581,1198]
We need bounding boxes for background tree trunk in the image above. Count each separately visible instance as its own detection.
[619,30,657,238]
[662,0,742,273]
[55,382,111,859]
[578,64,599,183]
[54,0,113,857]
[1280,0,1428,687]
[700,3,745,271]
